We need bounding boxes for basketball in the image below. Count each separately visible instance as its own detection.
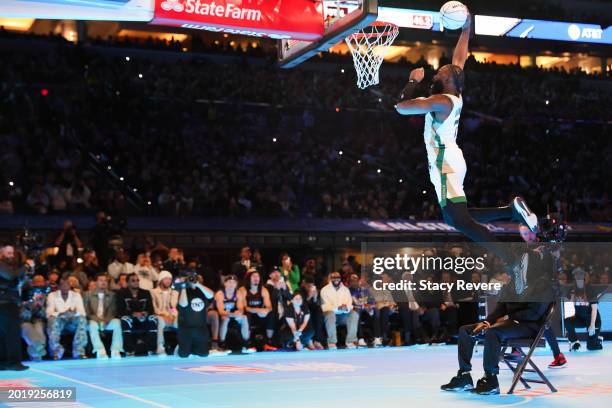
[440,1,469,30]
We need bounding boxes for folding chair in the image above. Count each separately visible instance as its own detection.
[501,302,557,394]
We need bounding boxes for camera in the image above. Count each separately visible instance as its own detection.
[537,213,568,243]
[172,269,198,290]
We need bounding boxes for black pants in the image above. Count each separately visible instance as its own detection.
[308,303,325,344]
[378,307,394,341]
[543,327,561,357]
[565,311,601,342]
[398,306,420,343]
[442,201,515,264]
[357,309,381,339]
[0,303,22,366]
[247,312,275,338]
[420,308,441,339]
[120,315,158,353]
[178,326,210,357]
[458,320,539,375]
[440,305,459,338]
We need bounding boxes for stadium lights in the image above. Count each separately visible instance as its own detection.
[339,150,343,155]
[147,201,152,205]
[138,73,143,79]
[398,179,403,183]
[357,159,362,164]
[377,169,382,173]
[107,166,112,170]
[119,177,124,181]
[545,100,550,105]
[125,56,130,61]
[341,68,345,73]
[133,188,138,192]
[422,190,427,194]
[8,181,14,187]
[272,137,277,142]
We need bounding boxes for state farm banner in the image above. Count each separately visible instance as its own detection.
[150,0,324,40]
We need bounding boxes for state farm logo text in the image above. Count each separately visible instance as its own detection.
[161,0,262,22]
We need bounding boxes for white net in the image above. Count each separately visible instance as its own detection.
[344,22,398,89]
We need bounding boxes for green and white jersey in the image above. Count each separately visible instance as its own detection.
[423,93,467,207]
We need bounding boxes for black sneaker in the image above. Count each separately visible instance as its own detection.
[441,371,474,392]
[4,363,29,371]
[512,196,538,232]
[472,374,500,395]
[570,341,581,352]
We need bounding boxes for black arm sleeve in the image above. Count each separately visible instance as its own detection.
[399,80,419,102]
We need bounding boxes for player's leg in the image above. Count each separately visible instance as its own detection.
[468,197,538,232]
[442,200,515,265]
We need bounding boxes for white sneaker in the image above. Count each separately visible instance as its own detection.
[345,343,357,349]
[327,343,337,350]
[241,347,256,354]
[209,349,230,356]
[373,337,383,347]
[110,350,122,359]
[512,196,538,232]
[156,347,167,356]
[357,338,367,347]
[97,350,108,359]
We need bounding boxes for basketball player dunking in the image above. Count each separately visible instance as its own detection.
[394,11,538,268]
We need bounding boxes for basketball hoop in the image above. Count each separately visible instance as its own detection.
[345,21,399,89]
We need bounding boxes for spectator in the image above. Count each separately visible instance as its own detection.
[107,250,134,289]
[162,248,185,277]
[151,270,179,355]
[265,267,293,333]
[438,270,460,342]
[374,272,399,345]
[54,220,83,262]
[20,275,48,361]
[45,276,88,359]
[279,252,300,292]
[349,273,382,347]
[238,270,276,350]
[299,279,325,349]
[116,273,158,355]
[320,271,359,349]
[26,184,49,214]
[283,291,315,351]
[231,247,252,280]
[134,254,158,290]
[565,269,602,351]
[215,275,252,353]
[82,249,101,279]
[83,273,123,359]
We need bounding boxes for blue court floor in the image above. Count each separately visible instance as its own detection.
[1,343,610,408]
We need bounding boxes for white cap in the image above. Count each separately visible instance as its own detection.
[159,270,173,282]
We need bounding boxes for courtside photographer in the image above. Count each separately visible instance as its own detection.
[174,269,214,357]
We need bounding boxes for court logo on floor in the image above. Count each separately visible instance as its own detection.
[177,365,272,374]
[177,362,361,375]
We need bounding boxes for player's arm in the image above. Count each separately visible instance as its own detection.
[452,11,471,69]
[395,94,453,115]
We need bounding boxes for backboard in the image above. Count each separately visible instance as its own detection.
[278,0,378,68]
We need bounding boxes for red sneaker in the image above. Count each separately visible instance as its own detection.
[548,353,567,369]
[263,344,278,351]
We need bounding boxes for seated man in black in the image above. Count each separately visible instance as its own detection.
[116,273,158,355]
[441,263,553,395]
[176,272,215,357]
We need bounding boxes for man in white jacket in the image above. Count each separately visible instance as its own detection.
[320,271,359,349]
[46,277,88,359]
[151,271,178,355]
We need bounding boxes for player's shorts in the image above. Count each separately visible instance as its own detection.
[427,147,467,207]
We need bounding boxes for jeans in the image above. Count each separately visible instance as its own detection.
[22,319,46,359]
[89,319,123,354]
[323,310,359,345]
[156,316,178,350]
[47,315,88,358]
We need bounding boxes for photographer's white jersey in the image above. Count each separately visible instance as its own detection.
[423,93,467,207]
